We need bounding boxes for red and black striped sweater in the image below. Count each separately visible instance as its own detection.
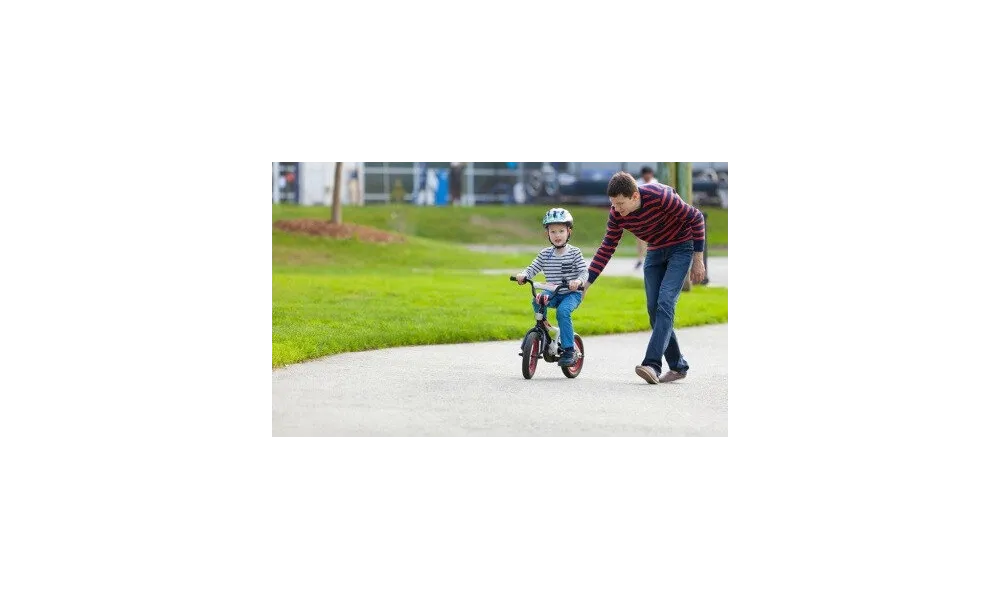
[588,182,705,284]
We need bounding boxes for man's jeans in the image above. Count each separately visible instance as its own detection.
[641,241,693,375]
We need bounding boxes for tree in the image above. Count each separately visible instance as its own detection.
[331,162,343,225]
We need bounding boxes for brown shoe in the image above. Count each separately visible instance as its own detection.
[658,370,687,383]
[635,365,659,384]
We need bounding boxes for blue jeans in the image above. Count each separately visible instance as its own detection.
[531,291,582,349]
[642,241,693,375]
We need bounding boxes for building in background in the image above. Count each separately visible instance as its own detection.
[273,162,300,204]
[272,162,365,206]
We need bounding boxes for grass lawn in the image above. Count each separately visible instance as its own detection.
[273,270,727,367]
[273,224,728,368]
[273,203,728,253]
[273,229,536,271]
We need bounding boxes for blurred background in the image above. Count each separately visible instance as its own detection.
[272,162,728,209]
[271,161,728,368]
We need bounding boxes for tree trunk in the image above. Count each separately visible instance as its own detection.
[331,162,343,225]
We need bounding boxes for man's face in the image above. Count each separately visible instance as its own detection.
[641,172,654,183]
[547,224,569,246]
[610,193,640,216]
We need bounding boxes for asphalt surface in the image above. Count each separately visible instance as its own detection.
[272,324,727,436]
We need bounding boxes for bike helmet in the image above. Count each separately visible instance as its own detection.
[542,207,574,228]
[542,207,574,248]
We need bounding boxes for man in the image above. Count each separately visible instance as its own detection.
[583,172,706,384]
[634,166,658,269]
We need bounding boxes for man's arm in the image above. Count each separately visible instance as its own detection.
[660,187,707,282]
[688,206,706,254]
[587,212,623,285]
[682,196,706,282]
[692,207,706,282]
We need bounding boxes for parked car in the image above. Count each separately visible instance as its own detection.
[692,168,728,207]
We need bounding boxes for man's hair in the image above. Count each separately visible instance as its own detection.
[607,171,639,198]
[640,166,654,175]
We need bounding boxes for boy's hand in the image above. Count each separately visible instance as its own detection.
[516,273,526,285]
[569,279,583,291]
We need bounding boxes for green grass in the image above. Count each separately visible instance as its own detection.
[273,229,536,272]
[273,203,728,252]
[273,271,728,368]
[272,224,728,368]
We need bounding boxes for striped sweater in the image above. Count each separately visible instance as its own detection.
[522,244,588,293]
[588,183,705,284]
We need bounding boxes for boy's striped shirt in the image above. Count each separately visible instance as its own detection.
[523,244,588,292]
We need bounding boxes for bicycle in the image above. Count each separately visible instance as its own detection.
[509,276,585,380]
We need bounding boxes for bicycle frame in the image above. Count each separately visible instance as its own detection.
[511,276,577,360]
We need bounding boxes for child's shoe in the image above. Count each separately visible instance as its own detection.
[558,348,576,366]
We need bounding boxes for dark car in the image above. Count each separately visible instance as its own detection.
[552,166,624,206]
[692,168,728,207]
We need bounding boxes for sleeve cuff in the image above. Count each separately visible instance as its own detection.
[693,239,705,252]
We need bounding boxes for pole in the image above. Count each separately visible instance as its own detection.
[331,162,343,224]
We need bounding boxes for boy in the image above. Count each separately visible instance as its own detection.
[514,208,587,367]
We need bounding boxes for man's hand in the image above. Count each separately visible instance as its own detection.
[690,254,706,284]
[569,279,583,291]
[515,273,527,285]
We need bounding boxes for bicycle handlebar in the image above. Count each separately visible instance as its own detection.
[509,276,584,295]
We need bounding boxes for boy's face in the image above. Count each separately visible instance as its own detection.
[547,224,569,246]
[610,192,641,216]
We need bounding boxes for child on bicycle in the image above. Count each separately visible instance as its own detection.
[514,208,587,366]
